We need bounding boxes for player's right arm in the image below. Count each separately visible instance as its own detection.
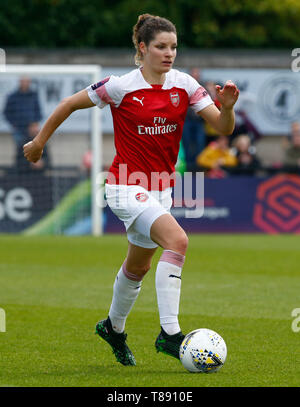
[23,89,95,163]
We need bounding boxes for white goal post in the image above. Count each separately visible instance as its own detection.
[1,64,103,236]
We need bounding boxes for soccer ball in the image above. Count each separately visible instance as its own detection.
[179,328,227,373]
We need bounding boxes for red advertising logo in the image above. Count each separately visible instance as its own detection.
[253,175,300,234]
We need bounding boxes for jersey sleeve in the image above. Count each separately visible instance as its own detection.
[86,75,122,109]
[186,74,214,113]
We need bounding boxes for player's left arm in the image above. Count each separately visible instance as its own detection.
[197,80,239,136]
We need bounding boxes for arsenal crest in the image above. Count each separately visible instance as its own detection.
[170,91,180,107]
[135,192,149,202]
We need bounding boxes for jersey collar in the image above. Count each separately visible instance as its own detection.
[138,67,172,90]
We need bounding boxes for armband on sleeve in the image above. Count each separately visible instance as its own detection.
[86,76,116,109]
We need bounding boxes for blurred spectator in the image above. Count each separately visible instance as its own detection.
[196,135,238,178]
[203,80,222,142]
[3,77,49,172]
[205,81,222,110]
[175,141,186,175]
[81,150,92,173]
[282,122,300,172]
[230,134,261,175]
[285,121,300,146]
[181,68,206,171]
[231,91,261,143]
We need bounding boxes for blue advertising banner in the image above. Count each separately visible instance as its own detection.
[104,174,300,235]
[2,172,300,235]
[0,171,86,234]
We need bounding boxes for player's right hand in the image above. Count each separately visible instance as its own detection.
[23,139,44,163]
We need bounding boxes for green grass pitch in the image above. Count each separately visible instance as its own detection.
[0,234,299,387]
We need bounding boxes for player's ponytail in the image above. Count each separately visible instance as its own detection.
[132,14,176,66]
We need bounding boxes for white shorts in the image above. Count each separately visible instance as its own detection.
[105,184,173,249]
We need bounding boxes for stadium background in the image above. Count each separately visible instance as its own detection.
[1,0,300,389]
[1,1,300,235]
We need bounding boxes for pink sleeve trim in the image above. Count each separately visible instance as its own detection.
[95,84,114,106]
[190,86,209,105]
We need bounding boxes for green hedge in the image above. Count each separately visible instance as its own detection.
[1,0,300,48]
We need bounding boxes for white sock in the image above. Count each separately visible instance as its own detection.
[108,262,142,333]
[155,250,185,335]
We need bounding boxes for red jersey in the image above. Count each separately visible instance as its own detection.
[87,68,213,190]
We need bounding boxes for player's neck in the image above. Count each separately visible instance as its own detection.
[140,66,166,85]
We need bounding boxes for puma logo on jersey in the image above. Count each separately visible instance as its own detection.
[133,96,144,106]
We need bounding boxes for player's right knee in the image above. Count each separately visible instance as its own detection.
[165,230,189,255]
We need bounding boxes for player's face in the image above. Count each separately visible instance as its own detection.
[141,31,177,74]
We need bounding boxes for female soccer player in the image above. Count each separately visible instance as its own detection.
[24,14,239,366]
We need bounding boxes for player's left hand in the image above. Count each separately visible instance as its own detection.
[215,80,239,109]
